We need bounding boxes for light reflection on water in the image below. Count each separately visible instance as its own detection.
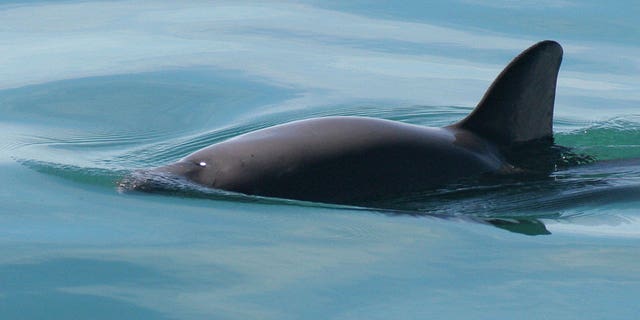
[1,1,639,319]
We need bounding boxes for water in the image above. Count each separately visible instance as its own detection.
[1,1,639,319]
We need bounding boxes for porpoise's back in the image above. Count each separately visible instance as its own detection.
[187,117,504,204]
[124,40,565,206]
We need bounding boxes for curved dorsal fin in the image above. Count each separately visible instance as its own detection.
[454,40,563,145]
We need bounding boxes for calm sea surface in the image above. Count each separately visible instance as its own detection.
[1,1,639,319]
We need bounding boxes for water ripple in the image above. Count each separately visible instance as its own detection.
[10,103,640,224]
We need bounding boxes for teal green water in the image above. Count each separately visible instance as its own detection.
[1,1,639,319]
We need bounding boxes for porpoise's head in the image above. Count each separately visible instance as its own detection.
[119,155,216,193]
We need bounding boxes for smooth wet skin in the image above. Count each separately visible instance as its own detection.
[144,117,507,204]
[122,40,563,206]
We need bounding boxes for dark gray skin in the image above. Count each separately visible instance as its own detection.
[149,117,510,204]
[122,40,564,206]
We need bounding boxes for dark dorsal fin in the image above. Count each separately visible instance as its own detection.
[453,40,563,145]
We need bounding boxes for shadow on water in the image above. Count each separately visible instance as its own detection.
[366,142,640,236]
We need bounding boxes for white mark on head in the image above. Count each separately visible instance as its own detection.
[199,161,207,167]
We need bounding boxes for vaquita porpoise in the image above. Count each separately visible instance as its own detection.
[121,40,564,206]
